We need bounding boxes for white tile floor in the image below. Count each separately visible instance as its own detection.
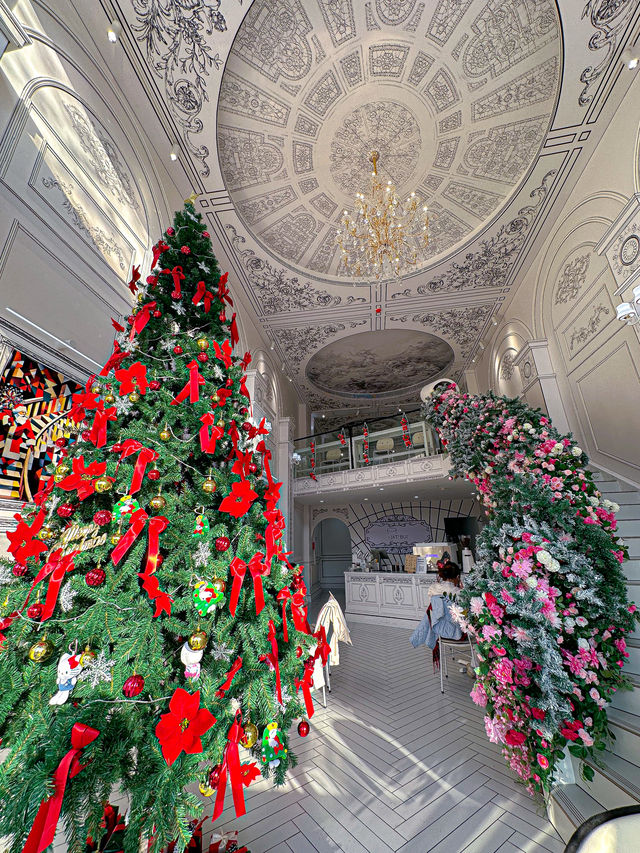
[205,620,564,853]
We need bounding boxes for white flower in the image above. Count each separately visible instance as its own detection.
[523,422,532,431]
[548,559,560,572]
[537,550,552,565]
[564,617,575,629]
[572,446,583,457]
[578,638,589,651]
[575,616,588,627]
[603,499,620,512]
[526,576,538,589]
[589,496,599,506]
[553,442,564,455]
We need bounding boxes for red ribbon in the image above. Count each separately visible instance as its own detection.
[88,403,117,448]
[193,280,214,313]
[217,271,233,307]
[241,351,252,370]
[26,549,78,621]
[115,361,148,396]
[129,301,157,342]
[230,314,239,346]
[312,625,331,666]
[23,723,100,853]
[215,656,243,699]
[268,620,283,706]
[239,375,250,400]
[111,509,171,616]
[213,339,233,369]
[99,341,129,377]
[151,240,169,269]
[228,553,269,616]
[57,457,108,500]
[127,264,141,293]
[212,711,249,822]
[295,661,315,719]
[199,413,223,453]
[276,588,310,641]
[161,265,185,298]
[115,440,159,495]
[171,360,205,406]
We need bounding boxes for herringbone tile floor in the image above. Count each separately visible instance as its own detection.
[205,621,564,853]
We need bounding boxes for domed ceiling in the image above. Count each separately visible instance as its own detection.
[217,0,561,281]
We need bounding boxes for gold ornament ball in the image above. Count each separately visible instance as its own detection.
[159,426,171,442]
[110,531,123,545]
[90,383,101,394]
[38,523,56,542]
[149,494,166,511]
[28,638,54,662]
[128,391,140,403]
[199,781,215,797]
[211,577,226,595]
[241,722,258,749]
[216,419,225,429]
[210,392,220,404]
[197,338,209,351]
[137,293,144,303]
[55,462,70,477]
[94,475,113,494]
[80,646,96,666]
[202,476,217,494]
[104,393,116,404]
[53,472,66,483]
[188,630,208,651]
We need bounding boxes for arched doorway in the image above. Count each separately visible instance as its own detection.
[313,517,352,590]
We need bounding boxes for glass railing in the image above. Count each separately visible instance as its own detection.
[292,414,442,479]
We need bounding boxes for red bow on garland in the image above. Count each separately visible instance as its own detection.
[57,457,109,500]
[193,280,214,313]
[115,439,159,495]
[115,361,148,396]
[171,360,205,406]
[230,314,239,347]
[217,272,233,308]
[110,509,171,616]
[199,413,223,454]
[99,341,130,377]
[295,660,315,719]
[23,723,100,853]
[276,587,310,641]
[127,265,141,293]
[23,548,78,622]
[213,339,234,369]
[228,553,269,616]
[218,480,258,519]
[211,711,259,822]
[87,401,117,448]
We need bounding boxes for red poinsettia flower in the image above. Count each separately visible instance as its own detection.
[219,480,258,519]
[155,688,216,766]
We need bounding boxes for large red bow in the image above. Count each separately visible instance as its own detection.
[99,341,130,377]
[199,413,223,453]
[129,301,157,342]
[215,656,243,699]
[161,265,185,298]
[127,264,141,293]
[228,553,269,616]
[213,339,234,369]
[111,509,171,616]
[151,240,169,269]
[115,361,148,396]
[193,280,214,313]
[171,360,205,406]
[88,401,117,449]
[276,587,310,641]
[295,660,315,719]
[217,271,233,307]
[57,457,108,500]
[115,439,159,495]
[212,711,258,822]
[23,548,78,622]
[23,723,100,853]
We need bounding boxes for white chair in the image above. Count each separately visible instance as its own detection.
[438,635,476,694]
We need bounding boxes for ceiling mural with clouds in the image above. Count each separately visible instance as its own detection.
[88,0,640,423]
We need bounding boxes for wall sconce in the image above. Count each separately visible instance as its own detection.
[616,284,640,324]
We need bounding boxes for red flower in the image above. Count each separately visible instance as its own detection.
[531,707,546,721]
[155,688,216,766]
[505,729,526,746]
[560,727,579,741]
[180,246,191,255]
[219,480,258,519]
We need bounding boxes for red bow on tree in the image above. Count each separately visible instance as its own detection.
[57,457,109,500]
[213,339,234,369]
[128,301,157,342]
[219,480,258,519]
[151,240,169,269]
[228,553,269,616]
[99,341,130,377]
[111,509,171,616]
[111,318,125,333]
[115,439,159,495]
[215,656,243,699]
[88,401,117,448]
[171,360,205,406]
[295,660,315,719]
[6,507,48,565]
[161,265,185,298]
[199,413,223,453]
[22,548,78,622]
[230,314,239,346]
[115,361,148,396]
[193,280,214,312]
[127,265,141,293]
[239,375,250,400]
[241,351,252,370]
[213,388,232,408]
[217,271,233,307]
[276,587,310,641]
[212,711,259,822]
[23,723,100,853]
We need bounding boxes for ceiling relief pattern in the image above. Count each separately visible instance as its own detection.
[390,305,493,356]
[580,0,638,105]
[217,0,562,281]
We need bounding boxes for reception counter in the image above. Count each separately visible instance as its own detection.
[345,571,439,626]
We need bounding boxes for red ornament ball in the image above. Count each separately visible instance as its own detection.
[215,536,231,553]
[248,463,258,474]
[85,567,106,587]
[171,291,181,301]
[147,469,160,481]
[226,378,233,387]
[208,765,222,787]
[219,312,226,323]
[81,429,92,442]
[57,503,75,519]
[27,603,43,621]
[297,720,310,738]
[153,310,162,318]
[93,510,112,527]
[197,352,209,363]
[55,437,67,448]
[173,345,183,355]
[146,275,158,286]
[240,407,249,415]
[122,674,145,698]
[166,227,175,236]
[295,646,303,658]
[149,380,161,391]
[202,231,210,238]
[180,246,191,255]
[12,564,27,578]
[241,422,252,433]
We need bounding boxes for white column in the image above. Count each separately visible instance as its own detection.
[514,341,571,434]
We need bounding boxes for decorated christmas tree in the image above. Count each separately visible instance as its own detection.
[0,201,325,853]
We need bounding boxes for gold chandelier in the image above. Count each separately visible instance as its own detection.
[335,151,429,279]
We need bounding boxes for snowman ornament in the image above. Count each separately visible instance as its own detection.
[49,649,86,705]
[180,640,203,680]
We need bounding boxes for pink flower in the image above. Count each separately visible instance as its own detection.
[500,589,515,604]
[589,688,600,701]
[629,605,637,614]
[493,659,513,684]
[511,557,533,579]
[614,638,627,654]
[505,729,526,746]
[537,753,549,769]
[482,624,502,641]
[484,715,507,744]
[578,729,594,747]
[470,683,487,707]
[470,596,485,615]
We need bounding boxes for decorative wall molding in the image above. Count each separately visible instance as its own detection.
[555,252,591,305]
[595,193,640,289]
[579,0,638,106]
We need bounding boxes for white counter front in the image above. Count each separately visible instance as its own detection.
[345,571,438,625]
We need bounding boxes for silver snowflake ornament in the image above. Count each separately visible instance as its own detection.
[193,541,211,568]
[211,643,234,662]
[60,580,77,612]
[79,651,115,688]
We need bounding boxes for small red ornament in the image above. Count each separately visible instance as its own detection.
[55,437,67,448]
[248,463,258,474]
[173,345,183,355]
[153,310,162,318]
[202,231,210,238]
[219,311,226,323]
[226,378,233,387]
[149,380,161,391]
[197,352,209,363]
[146,275,158,286]
[240,407,249,415]
[215,536,230,553]
[81,429,92,441]
[297,720,310,737]
[112,442,123,453]
[122,674,145,698]
[241,422,251,432]
[57,503,75,518]
[93,510,112,527]
[27,603,43,621]
[12,564,27,578]
[166,227,175,236]
[171,292,181,301]
[147,469,160,481]
[295,646,303,658]
[180,246,190,255]
[85,567,106,587]
[208,764,222,787]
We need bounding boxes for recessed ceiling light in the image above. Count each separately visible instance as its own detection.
[320,500,324,503]
[379,487,384,491]
[363,498,369,501]
[414,495,419,499]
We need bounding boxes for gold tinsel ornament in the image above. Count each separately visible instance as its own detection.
[94,476,113,494]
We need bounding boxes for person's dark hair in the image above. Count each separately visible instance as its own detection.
[440,561,461,582]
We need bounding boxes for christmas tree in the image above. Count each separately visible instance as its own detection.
[0,201,325,853]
